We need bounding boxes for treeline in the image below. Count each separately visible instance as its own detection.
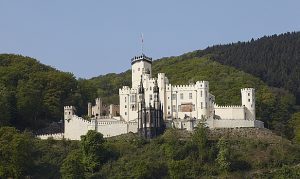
[188,31,300,104]
[0,54,97,130]
[1,126,300,178]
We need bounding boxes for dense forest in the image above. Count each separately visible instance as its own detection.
[0,54,97,131]
[2,126,300,178]
[188,31,300,104]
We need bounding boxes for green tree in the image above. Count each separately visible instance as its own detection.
[60,150,85,179]
[216,137,230,174]
[191,123,208,162]
[289,112,300,143]
[0,127,35,178]
[80,130,106,173]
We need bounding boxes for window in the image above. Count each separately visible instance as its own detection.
[173,105,176,112]
[201,102,203,109]
[125,105,127,108]
[125,112,127,115]
[248,99,250,102]
[248,93,250,96]
[172,94,176,100]
[150,87,152,90]
[189,93,192,99]
[168,106,170,109]
[180,93,183,100]
[131,95,136,103]
[125,97,127,102]
[205,91,207,97]
[150,94,152,100]
[193,104,195,111]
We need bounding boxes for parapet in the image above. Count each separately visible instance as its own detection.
[119,86,131,94]
[172,84,197,91]
[131,54,152,65]
[241,88,255,92]
[64,106,76,110]
[214,103,244,109]
[195,81,209,88]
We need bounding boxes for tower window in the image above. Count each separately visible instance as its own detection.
[125,112,127,115]
[248,93,250,96]
[248,99,250,102]
[150,95,152,100]
[172,94,176,100]
[125,105,127,108]
[189,93,192,99]
[201,102,203,109]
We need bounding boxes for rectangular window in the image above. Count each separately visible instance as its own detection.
[248,99,250,102]
[189,93,192,99]
[131,95,136,103]
[180,93,183,100]
[150,94,152,100]
[201,102,203,109]
[193,104,195,111]
[125,105,127,108]
[125,96,127,102]
[248,93,250,96]
[172,94,176,100]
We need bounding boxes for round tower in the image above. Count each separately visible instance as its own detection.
[241,88,256,120]
[196,81,210,120]
[131,54,152,89]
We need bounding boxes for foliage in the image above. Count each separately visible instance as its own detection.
[191,123,208,162]
[216,137,230,173]
[80,130,107,173]
[289,112,300,143]
[60,149,85,179]
[0,127,35,178]
[0,54,97,131]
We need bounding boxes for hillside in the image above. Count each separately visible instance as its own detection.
[188,31,300,104]
[89,56,295,136]
[0,54,96,131]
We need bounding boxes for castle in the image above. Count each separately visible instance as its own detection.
[37,53,264,140]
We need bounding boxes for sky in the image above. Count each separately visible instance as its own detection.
[0,0,300,79]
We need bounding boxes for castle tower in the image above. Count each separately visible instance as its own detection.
[196,81,210,120]
[64,106,76,121]
[241,88,256,120]
[87,102,92,117]
[131,54,152,89]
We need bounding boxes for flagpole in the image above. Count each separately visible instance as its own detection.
[141,33,144,54]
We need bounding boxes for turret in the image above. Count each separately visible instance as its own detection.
[87,102,92,117]
[131,54,152,89]
[241,88,256,120]
[64,106,76,121]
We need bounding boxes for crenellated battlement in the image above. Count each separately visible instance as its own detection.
[36,133,64,140]
[241,88,255,92]
[64,106,75,110]
[214,103,244,109]
[172,84,197,90]
[131,54,152,65]
[119,86,131,94]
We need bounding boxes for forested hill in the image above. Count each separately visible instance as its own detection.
[187,31,300,104]
[0,54,97,131]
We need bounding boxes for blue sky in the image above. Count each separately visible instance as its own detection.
[0,0,300,78]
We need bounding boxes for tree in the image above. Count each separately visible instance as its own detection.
[60,150,85,179]
[80,130,106,173]
[0,127,35,178]
[191,123,208,162]
[289,112,300,143]
[216,137,230,174]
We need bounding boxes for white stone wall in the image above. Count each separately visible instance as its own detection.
[64,116,91,140]
[207,119,264,128]
[37,133,64,140]
[214,105,245,120]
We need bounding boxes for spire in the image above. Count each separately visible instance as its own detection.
[138,76,144,94]
[153,78,159,93]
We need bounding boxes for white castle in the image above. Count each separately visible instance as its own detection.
[38,53,264,140]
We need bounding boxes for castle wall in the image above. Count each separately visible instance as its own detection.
[207,119,264,128]
[64,116,92,140]
[214,105,245,120]
[36,133,64,140]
